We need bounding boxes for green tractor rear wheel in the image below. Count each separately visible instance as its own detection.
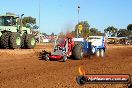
[0,32,11,49]
[25,34,36,49]
[9,32,22,49]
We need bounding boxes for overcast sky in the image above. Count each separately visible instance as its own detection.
[0,0,132,35]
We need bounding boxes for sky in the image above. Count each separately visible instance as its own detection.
[0,0,132,35]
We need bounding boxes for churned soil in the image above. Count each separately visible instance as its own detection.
[0,44,132,88]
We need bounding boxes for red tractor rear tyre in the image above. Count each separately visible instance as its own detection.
[73,44,83,60]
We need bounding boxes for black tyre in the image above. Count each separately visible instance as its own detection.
[95,49,100,57]
[25,34,36,49]
[45,54,50,61]
[0,32,11,48]
[21,33,27,48]
[73,44,83,60]
[128,83,132,88]
[100,49,105,58]
[62,55,67,62]
[9,32,21,49]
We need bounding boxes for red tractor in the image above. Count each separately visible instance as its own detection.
[40,37,84,62]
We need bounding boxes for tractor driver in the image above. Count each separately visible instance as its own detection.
[5,17,12,26]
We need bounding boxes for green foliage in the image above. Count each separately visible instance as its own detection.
[51,32,54,36]
[41,32,47,36]
[117,29,130,37]
[127,24,132,38]
[22,16,36,27]
[104,25,132,38]
[127,24,132,31]
[58,32,65,38]
[71,31,76,37]
[75,21,90,37]
[32,25,39,29]
[89,28,105,36]
[89,28,98,36]
[104,26,118,37]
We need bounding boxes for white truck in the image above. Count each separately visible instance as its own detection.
[87,36,106,57]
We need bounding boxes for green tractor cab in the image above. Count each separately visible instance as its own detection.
[0,13,36,49]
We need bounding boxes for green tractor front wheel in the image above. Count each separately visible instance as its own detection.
[25,34,36,49]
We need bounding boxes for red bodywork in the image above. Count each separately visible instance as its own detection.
[49,55,63,60]
[48,38,74,60]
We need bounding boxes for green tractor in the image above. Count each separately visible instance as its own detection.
[0,13,36,49]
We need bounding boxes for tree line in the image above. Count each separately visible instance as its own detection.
[104,24,132,38]
[22,16,132,39]
[65,21,132,39]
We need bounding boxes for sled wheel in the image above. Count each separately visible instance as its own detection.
[62,55,67,62]
[45,54,50,61]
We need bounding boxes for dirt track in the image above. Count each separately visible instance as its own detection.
[0,44,132,88]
